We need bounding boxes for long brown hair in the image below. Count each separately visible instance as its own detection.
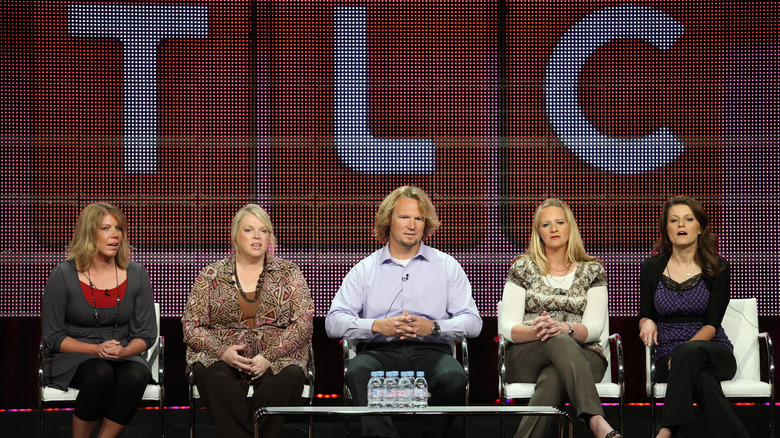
[67,203,132,271]
[653,195,723,278]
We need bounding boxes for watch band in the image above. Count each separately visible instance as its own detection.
[431,320,441,336]
[566,323,574,336]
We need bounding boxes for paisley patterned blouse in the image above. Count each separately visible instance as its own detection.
[182,254,314,374]
[503,257,608,360]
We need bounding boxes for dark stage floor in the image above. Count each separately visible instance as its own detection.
[3,404,775,438]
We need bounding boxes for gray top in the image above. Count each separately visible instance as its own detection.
[41,259,157,390]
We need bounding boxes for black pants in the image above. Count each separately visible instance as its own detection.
[192,361,305,438]
[69,358,151,425]
[655,340,749,437]
[345,342,466,438]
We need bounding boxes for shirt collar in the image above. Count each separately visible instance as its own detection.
[379,241,431,264]
[223,253,280,276]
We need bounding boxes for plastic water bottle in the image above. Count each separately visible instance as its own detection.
[397,371,414,409]
[383,371,399,409]
[367,371,384,410]
[413,371,429,409]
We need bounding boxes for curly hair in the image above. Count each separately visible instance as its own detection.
[373,186,440,244]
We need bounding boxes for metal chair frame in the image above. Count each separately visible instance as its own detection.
[496,300,624,434]
[646,298,774,438]
[187,343,315,438]
[38,302,165,438]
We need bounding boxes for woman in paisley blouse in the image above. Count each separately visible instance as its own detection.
[499,198,621,438]
[183,204,314,438]
[639,196,749,438]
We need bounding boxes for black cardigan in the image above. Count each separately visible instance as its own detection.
[638,253,730,330]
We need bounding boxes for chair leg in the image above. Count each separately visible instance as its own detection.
[568,415,574,438]
[159,400,165,438]
[649,398,656,438]
[500,394,506,438]
[189,398,195,438]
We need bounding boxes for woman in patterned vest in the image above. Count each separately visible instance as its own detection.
[183,204,314,438]
[498,198,621,438]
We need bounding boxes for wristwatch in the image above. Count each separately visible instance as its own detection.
[431,320,441,336]
[566,323,574,336]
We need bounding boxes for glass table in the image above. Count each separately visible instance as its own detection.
[253,405,572,438]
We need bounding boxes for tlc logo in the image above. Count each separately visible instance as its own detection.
[32,2,717,250]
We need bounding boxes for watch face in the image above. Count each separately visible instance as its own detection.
[432,321,441,336]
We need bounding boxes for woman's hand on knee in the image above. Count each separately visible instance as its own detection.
[97,340,122,358]
[247,355,272,380]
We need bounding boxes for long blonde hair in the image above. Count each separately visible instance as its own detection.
[67,203,132,271]
[516,198,596,275]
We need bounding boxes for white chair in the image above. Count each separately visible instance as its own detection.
[187,343,315,438]
[645,297,774,437]
[38,302,165,438]
[341,336,470,404]
[497,300,624,433]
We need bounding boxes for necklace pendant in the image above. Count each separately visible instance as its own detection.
[94,310,99,317]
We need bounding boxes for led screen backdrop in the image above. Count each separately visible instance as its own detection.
[2,1,778,317]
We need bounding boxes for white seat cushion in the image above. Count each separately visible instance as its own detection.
[192,384,311,399]
[505,382,622,400]
[652,379,770,399]
[142,385,162,401]
[647,299,770,400]
[41,386,80,402]
[43,383,161,402]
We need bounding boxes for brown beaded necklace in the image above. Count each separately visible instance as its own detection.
[85,264,121,342]
[233,258,265,303]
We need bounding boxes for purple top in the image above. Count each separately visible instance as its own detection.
[325,242,482,344]
[654,274,733,360]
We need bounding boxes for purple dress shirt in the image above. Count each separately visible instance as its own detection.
[325,242,482,343]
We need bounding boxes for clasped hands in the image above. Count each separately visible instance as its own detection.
[533,311,565,341]
[95,340,126,358]
[221,344,271,381]
[373,311,433,340]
